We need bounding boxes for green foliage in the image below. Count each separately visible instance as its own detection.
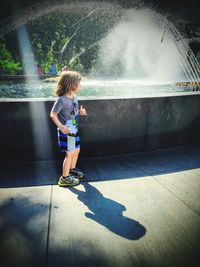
[1,8,119,76]
[0,39,22,75]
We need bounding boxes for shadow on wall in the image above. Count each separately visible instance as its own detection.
[69,182,146,240]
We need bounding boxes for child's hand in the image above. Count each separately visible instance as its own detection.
[59,125,71,134]
[79,105,87,116]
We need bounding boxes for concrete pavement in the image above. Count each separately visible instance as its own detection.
[0,144,200,267]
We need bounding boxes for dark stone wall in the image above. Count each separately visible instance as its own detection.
[0,94,200,162]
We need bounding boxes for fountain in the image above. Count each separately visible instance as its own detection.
[0,1,200,97]
[0,1,200,161]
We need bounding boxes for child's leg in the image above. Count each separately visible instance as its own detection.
[62,151,74,177]
[70,148,80,169]
[69,148,84,179]
[59,150,80,187]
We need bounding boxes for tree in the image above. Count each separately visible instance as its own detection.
[0,38,22,75]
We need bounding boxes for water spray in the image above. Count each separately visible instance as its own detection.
[60,7,108,69]
[161,29,165,42]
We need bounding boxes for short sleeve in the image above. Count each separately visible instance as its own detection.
[51,98,63,113]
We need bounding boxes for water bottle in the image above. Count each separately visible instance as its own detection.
[66,119,77,151]
[67,134,76,151]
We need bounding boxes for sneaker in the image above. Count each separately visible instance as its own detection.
[70,168,85,179]
[58,175,80,187]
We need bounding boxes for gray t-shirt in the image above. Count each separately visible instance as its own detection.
[51,95,79,125]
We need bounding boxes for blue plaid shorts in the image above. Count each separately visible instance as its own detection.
[57,129,80,152]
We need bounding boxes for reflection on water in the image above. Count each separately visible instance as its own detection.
[0,79,195,99]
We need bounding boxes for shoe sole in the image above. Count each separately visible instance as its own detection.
[58,182,80,187]
[77,176,84,179]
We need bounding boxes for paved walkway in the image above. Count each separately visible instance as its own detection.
[0,144,200,267]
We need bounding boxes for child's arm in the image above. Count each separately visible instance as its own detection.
[50,111,71,134]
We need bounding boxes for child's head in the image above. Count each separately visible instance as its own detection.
[55,71,81,96]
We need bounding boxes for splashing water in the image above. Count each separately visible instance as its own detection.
[1,1,200,86]
[165,21,200,84]
[95,8,200,83]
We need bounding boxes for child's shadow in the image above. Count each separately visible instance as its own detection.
[69,183,146,240]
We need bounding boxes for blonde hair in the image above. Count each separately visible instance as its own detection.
[55,71,81,96]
